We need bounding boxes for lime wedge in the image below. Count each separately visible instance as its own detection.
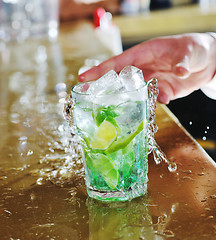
[105,120,144,154]
[92,153,119,189]
[91,119,119,150]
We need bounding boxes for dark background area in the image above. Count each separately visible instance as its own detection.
[167,90,216,161]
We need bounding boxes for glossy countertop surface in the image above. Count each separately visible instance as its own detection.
[0,22,216,239]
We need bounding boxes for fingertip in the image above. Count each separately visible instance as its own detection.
[158,92,170,105]
[78,75,85,82]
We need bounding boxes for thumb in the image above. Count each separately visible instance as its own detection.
[172,55,191,79]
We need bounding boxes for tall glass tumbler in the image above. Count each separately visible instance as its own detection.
[70,80,150,201]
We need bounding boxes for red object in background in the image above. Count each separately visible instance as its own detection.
[94,7,106,28]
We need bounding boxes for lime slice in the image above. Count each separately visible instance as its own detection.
[91,119,119,150]
[92,153,119,189]
[105,120,144,154]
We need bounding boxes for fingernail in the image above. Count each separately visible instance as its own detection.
[79,75,85,82]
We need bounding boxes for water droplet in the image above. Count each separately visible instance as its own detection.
[0,176,7,180]
[10,113,20,124]
[27,150,33,156]
[182,176,193,181]
[198,172,205,176]
[4,209,12,215]
[36,177,44,185]
[168,162,177,172]
[171,204,177,213]
[201,197,208,202]
[30,193,36,200]
[181,170,192,174]
[49,148,54,153]
[202,136,207,141]
[189,121,193,125]
[155,229,175,238]
[19,136,28,141]
[210,195,216,199]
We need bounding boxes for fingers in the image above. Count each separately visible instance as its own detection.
[78,41,153,82]
[158,91,170,104]
[155,75,176,104]
[78,65,108,82]
[79,51,134,82]
[79,58,117,82]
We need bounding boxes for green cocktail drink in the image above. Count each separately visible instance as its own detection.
[71,66,150,201]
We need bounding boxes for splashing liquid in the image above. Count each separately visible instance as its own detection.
[147,79,177,172]
[64,78,177,173]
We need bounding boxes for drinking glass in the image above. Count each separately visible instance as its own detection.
[69,79,150,201]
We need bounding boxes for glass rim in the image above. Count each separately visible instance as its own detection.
[71,80,148,96]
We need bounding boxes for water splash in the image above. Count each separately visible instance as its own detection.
[155,229,175,238]
[147,78,177,172]
[63,78,177,173]
[63,94,76,134]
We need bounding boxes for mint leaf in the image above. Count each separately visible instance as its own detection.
[92,106,118,127]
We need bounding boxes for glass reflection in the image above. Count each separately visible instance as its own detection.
[87,196,156,240]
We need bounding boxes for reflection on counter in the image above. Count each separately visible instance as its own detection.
[88,197,154,239]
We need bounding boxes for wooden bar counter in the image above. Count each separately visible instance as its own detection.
[0,19,216,240]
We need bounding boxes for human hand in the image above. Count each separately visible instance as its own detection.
[79,33,216,104]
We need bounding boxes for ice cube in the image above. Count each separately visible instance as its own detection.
[87,70,123,95]
[86,66,147,106]
[119,66,145,91]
